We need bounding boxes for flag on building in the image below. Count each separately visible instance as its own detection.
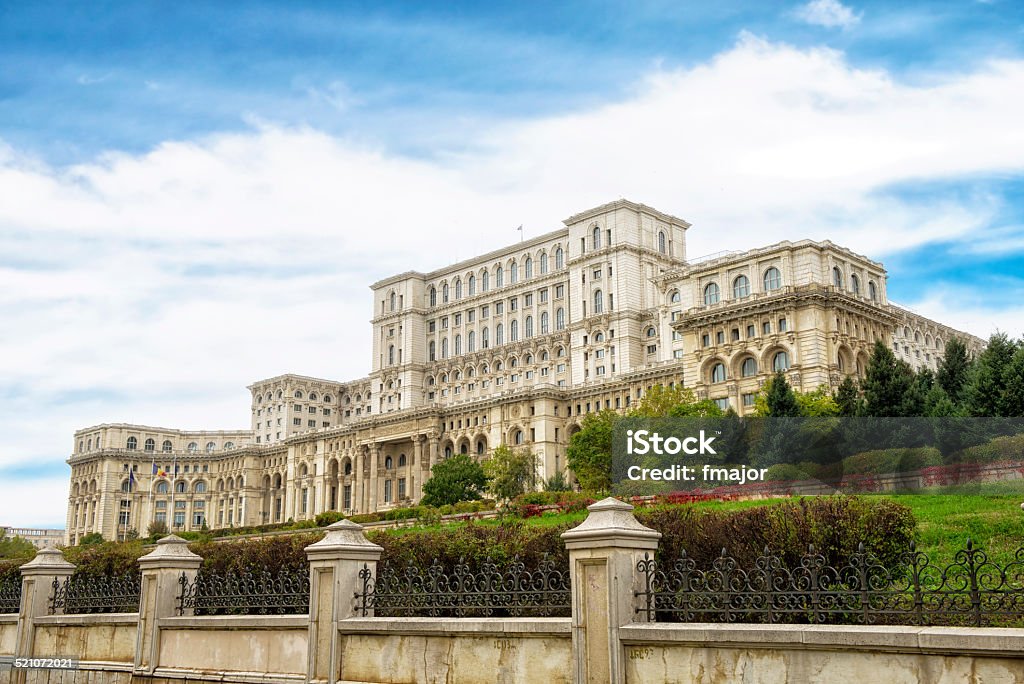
[128,469,136,491]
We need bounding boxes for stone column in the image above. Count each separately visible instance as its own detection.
[14,548,75,681]
[367,444,379,512]
[134,534,203,675]
[305,519,384,684]
[561,497,661,684]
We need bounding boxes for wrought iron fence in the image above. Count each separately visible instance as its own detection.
[0,578,21,613]
[636,541,1024,627]
[49,574,141,614]
[355,554,571,618]
[176,569,310,615]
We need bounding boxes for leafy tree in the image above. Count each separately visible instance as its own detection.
[484,444,537,503]
[794,385,840,417]
[147,520,169,539]
[0,533,35,559]
[834,376,861,417]
[860,341,918,417]
[542,470,571,492]
[631,384,723,418]
[937,337,973,405]
[566,410,618,491]
[963,333,1020,416]
[78,532,104,546]
[421,454,488,507]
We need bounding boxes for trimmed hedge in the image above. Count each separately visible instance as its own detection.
[11,496,915,581]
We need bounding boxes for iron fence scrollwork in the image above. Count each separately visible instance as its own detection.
[635,540,1024,627]
[48,575,141,614]
[176,568,310,615]
[355,554,571,618]
[0,578,21,614]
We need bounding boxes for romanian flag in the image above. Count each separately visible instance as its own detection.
[153,463,168,477]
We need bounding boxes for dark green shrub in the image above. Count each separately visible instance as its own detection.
[65,541,145,578]
[949,434,1024,464]
[637,495,915,572]
[315,511,345,527]
[189,533,324,575]
[840,448,942,475]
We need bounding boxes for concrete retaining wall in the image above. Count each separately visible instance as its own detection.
[337,618,572,684]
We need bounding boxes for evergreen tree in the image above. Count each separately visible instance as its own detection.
[764,372,801,417]
[963,332,1019,416]
[924,385,958,417]
[834,376,860,417]
[936,337,972,405]
[1002,344,1024,417]
[860,341,917,417]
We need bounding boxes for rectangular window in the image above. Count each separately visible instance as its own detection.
[155,511,167,523]
[482,305,489,318]
[496,302,504,315]
[702,333,710,347]
[309,406,316,413]
[294,418,301,426]
[716,331,724,344]
[468,310,475,323]
[509,297,517,311]
[555,284,565,298]
[742,393,757,407]
[525,293,532,306]
[540,289,548,303]
[398,478,406,500]
[593,268,602,280]
[596,366,606,375]
[779,318,788,332]
[673,349,684,359]
[308,420,316,427]
[294,404,301,411]
[173,512,185,527]
[763,321,772,334]
[557,363,566,373]
[343,485,352,510]
[672,331,683,341]
[428,320,436,332]
[442,317,449,329]
[540,367,549,376]
[747,325,755,338]
[714,398,730,411]
[454,313,462,325]
[323,408,331,415]
[193,513,205,526]
[647,345,657,355]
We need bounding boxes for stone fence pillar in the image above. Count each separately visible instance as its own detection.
[14,548,75,683]
[561,497,661,684]
[134,534,202,675]
[304,519,383,684]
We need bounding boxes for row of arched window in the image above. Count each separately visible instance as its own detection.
[257,390,333,403]
[428,247,566,307]
[427,347,566,385]
[707,351,790,384]
[900,326,944,350]
[832,267,879,302]
[125,437,236,452]
[702,268,784,306]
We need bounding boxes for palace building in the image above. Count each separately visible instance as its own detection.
[64,199,981,544]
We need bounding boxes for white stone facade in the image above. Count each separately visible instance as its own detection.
[64,199,982,544]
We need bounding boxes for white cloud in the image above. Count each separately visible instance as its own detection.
[793,0,862,29]
[2,35,1024,522]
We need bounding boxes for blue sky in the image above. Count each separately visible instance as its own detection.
[1,0,1023,527]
